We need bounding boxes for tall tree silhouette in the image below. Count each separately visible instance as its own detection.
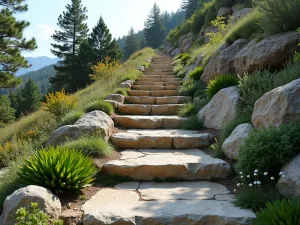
[144,3,166,49]
[0,0,36,88]
[124,27,139,59]
[50,0,89,92]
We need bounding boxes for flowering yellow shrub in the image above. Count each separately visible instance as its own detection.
[89,57,120,87]
[42,89,77,119]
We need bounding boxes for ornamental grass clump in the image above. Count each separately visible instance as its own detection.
[234,170,284,211]
[18,147,97,195]
[253,199,300,225]
[84,100,114,115]
[206,74,239,99]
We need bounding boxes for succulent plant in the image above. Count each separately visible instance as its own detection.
[18,147,97,195]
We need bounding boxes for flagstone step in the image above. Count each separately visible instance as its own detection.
[138,75,177,79]
[118,104,184,115]
[128,90,181,97]
[114,115,187,129]
[134,81,182,86]
[126,96,190,104]
[111,129,214,149]
[137,77,181,82]
[103,149,229,180]
[82,186,255,225]
[132,85,180,91]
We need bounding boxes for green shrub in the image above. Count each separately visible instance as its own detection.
[225,10,263,43]
[238,62,300,114]
[210,138,224,158]
[256,0,300,35]
[190,9,206,34]
[18,147,97,195]
[61,137,113,157]
[181,115,203,130]
[219,112,252,144]
[253,199,300,225]
[15,202,63,225]
[176,53,191,65]
[58,109,84,127]
[236,121,300,177]
[177,100,209,117]
[188,67,204,80]
[214,0,235,8]
[113,88,129,96]
[177,67,188,78]
[206,74,238,99]
[234,188,281,212]
[180,80,206,96]
[85,100,114,115]
[173,64,184,74]
[204,1,218,27]
[0,163,19,206]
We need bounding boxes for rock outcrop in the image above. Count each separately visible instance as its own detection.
[198,87,240,130]
[217,7,232,17]
[201,39,248,83]
[278,154,300,198]
[234,31,300,75]
[105,94,125,103]
[47,110,114,145]
[222,123,253,160]
[0,186,61,225]
[252,78,300,128]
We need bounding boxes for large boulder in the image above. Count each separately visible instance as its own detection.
[195,53,205,66]
[222,123,254,160]
[171,48,181,56]
[232,8,252,23]
[217,7,232,17]
[0,186,61,225]
[234,31,300,75]
[198,87,240,130]
[179,33,193,52]
[201,39,248,84]
[47,110,114,145]
[252,78,300,128]
[277,154,300,198]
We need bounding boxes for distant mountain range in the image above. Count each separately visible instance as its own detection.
[16,56,59,76]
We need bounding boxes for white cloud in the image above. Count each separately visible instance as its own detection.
[37,24,55,41]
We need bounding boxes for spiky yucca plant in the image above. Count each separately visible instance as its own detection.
[18,147,97,195]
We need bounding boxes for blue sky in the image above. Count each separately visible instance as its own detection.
[16,0,182,58]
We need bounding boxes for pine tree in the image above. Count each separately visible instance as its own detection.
[50,0,89,92]
[144,3,166,49]
[0,0,37,88]
[0,95,15,127]
[181,0,199,19]
[124,27,139,59]
[11,79,41,117]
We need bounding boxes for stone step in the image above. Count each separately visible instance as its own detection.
[103,149,229,180]
[118,104,183,115]
[134,81,182,86]
[137,77,181,82]
[111,129,214,149]
[126,96,190,104]
[82,183,255,225]
[128,90,181,97]
[114,115,187,129]
[139,75,177,79]
[132,85,180,91]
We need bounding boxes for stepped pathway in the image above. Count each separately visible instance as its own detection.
[82,52,255,225]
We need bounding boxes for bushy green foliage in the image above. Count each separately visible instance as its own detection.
[18,147,97,195]
[225,9,263,43]
[62,137,113,157]
[173,64,184,74]
[177,100,209,117]
[113,88,129,96]
[206,74,238,99]
[236,121,300,177]
[234,188,281,212]
[180,80,206,96]
[219,112,252,144]
[210,138,224,158]
[188,67,204,80]
[177,67,188,78]
[253,199,300,225]
[58,109,85,127]
[176,53,191,66]
[238,62,300,114]
[256,0,300,35]
[214,0,235,8]
[15,202,63,225]
[84,100,114,115]
[181,115,203,130]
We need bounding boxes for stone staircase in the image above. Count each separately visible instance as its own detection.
[81,52,255,225]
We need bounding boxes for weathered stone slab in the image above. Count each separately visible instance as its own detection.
[118,104,151,115]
